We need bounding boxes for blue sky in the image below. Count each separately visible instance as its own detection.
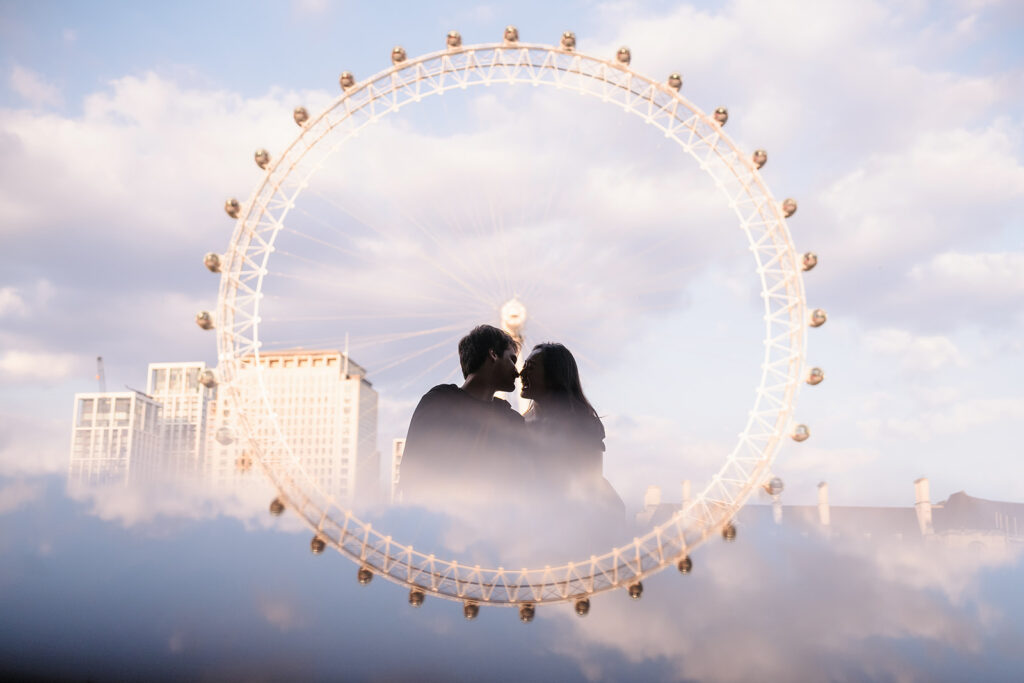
[2,0,1024,512]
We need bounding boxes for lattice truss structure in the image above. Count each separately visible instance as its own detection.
[207,33,824,612]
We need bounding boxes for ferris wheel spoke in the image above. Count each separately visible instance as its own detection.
[387,196,507,310]
[369,330,468,377]
[259,323,471,348]
[308,185,505,311]
[278,225,366,260]
[264,270,488,310]
[262,311,477,323]
[397,350,460,391]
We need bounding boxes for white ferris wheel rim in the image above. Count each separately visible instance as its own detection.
[214,38,810,608]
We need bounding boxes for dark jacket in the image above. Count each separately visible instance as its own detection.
[399,384,525,503]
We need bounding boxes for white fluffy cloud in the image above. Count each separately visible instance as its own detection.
[0,350,82,381]
[862,328,966,372]
[909,251,1024,297]
[9,65,62,108]
[0,287,27,317]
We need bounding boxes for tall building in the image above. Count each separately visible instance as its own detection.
[205,349,380,504]
[390,438,406,503]
[146,362,214,477]
[69,391,162,485]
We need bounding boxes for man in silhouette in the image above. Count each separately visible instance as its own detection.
[399,324,525,505]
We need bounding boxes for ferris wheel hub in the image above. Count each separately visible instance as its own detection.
[500,297,527,338]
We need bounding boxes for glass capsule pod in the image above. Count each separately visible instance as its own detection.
[628,582,643,600]
[752,149,768,169]
[254,148,270,170]
[504,25,519,42]
[807,367,824,385]
[722,522,737,542]
[782,198,798,217]
[560,31,576,50]
[195,311,214,330]
[293,106,309,126]
[224,198,240,218]
[713,106,729,125]
[802,252,818,271]
[339,71,356,90]
[677,556,693,574]
[199,369,217,388]
[357,567,373,585]
[574,598,590,616]
[810,309,827,327]
[519,604,535,623]
[203,252,221,273]
[391,46,407,64]
[766,477,784,496]
[408,589,425,607]
[616,46,631,64]
[667,73,683,91]
[269,498,285,516]
[463,602,479,620]
[310,536,326,554]
[446,31,462,48]
[215,427,233,446]
[792,424,810,442]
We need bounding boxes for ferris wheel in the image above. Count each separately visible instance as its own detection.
[197,28,826,621]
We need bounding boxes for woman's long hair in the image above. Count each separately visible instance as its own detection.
[528,343,600,422]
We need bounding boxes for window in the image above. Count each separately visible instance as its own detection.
[77,399,94,427]
[114,398,131,426]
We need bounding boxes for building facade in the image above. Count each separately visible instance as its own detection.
[205,350,380,504]
[390,438,406,503]
[146,362,214,477]
[69,391,162,485]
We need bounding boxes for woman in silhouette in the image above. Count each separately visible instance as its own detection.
[519,343,624,519]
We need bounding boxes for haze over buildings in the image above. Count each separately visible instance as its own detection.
[69,350,382,504]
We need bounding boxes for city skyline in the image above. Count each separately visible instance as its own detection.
[69,349,389,506]
[2,2,1022,679]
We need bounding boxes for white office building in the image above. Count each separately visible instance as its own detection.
[205,349,380,504]
[147,362,214,477]
[390,438,406,503]
[69,391,162,484]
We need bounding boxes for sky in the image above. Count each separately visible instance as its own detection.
[1,0,1024,516]
[2,2,1024,680]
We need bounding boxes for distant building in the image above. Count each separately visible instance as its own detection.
[147,362,214,477]
[632,477,1024,548]
[205,349,380,504]
[69,391,162,485]
[390,438,406,503]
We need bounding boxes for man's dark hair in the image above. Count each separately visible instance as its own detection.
[458,325,518,378]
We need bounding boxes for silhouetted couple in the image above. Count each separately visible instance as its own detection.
[399,324,623,526]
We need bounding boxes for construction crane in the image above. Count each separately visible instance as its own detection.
[95,356,106,392]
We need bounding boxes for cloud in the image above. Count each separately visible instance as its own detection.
[258,595,304,631]
[864,396,1024,442]
[9,65,62,108]
[909,250,1024,299]
[0,350,81,382]
[292,0,329,14]
[0,479,44,513]
[65,475,298,530]
[0,287,28,317]
[0,350,82,381]
[0,414,68,477]
[550,509,1022,682]
[863,328,966,373]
